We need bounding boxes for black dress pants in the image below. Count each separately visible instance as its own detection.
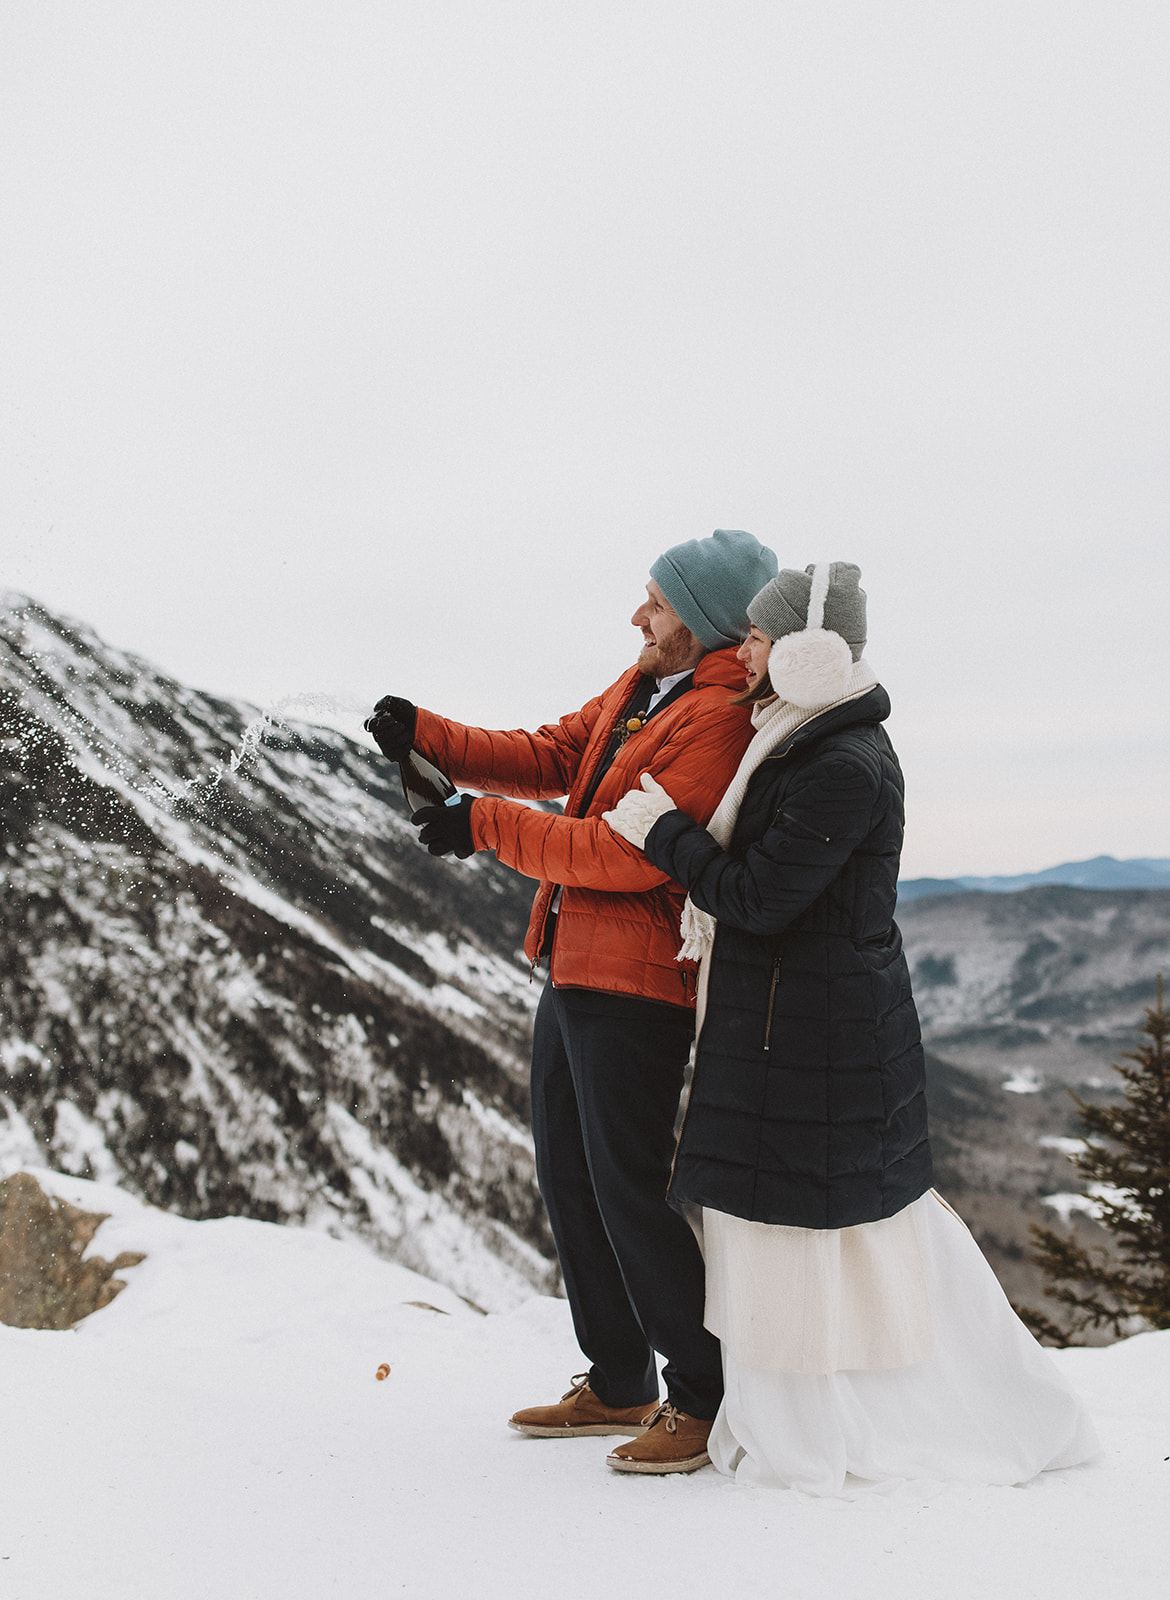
[529,982,724,1420]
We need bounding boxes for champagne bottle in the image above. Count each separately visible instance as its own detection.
[398,748,461,816]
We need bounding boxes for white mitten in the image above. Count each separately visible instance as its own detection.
[603,771,679,850]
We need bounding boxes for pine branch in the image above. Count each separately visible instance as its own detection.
[1012,1300,1073,1346]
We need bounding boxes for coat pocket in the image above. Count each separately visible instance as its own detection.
[775,807,831,844]
[762,953,782,1053]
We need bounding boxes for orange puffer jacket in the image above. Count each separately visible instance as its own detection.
[411,648,754,1008]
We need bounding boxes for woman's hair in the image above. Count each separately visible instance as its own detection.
[730,672,777,707]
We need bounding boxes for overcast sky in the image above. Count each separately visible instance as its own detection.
[2,1,1167,877]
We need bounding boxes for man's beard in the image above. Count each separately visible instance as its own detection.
[637,627,700,680]
[636,641,659,676]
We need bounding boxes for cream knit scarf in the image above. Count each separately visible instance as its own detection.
[677,659,878,962]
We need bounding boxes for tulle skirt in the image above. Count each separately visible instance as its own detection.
[707,1192,1100,1495]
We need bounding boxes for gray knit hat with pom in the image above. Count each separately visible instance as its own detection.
[747,562,867,661]
[651,529,779,650]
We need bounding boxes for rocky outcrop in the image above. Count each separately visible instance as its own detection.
[0,1171,145,1329]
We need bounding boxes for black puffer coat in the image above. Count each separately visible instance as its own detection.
[642,685,931,1230]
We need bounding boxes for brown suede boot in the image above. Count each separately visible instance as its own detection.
[606,1401,712,1473]
[509,1374,656,1438]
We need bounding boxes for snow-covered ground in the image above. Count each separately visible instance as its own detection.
[2,1171,1167,1600]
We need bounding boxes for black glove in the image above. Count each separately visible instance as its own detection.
[412,796,476,859]
[364,695,417,761]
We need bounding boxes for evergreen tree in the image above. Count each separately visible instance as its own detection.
[1022,977,1170,1342]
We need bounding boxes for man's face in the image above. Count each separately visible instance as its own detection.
[631,580,706,679]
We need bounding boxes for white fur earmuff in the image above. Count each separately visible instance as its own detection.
[767,562,853,708]
[768,628,854,709]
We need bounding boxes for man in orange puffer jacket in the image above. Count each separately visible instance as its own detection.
[367,529,777,1472]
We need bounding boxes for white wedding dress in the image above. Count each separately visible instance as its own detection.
[702,1189,1100,1496]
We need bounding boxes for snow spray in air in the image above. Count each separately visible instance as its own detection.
[225,692,368,777]
[225,694,461,816]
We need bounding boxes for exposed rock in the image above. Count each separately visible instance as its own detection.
[0,1171,145,1329]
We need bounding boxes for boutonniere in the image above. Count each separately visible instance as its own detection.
[612,714,644,748]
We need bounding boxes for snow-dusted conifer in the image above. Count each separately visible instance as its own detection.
[1022,978,1170,1341]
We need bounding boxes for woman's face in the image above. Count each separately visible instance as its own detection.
[736,625,772,689]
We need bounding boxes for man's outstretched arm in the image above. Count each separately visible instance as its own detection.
[402,690,620,801]
[465,703,750,891]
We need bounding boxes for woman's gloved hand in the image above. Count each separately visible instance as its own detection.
[602,772,679,850]
[412,795,476,858]
[364,696,417,761]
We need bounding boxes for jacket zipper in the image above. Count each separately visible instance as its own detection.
[530,894,556,984]
[762,954,782,1052]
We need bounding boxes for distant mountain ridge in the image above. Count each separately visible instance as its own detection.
[899,855,1170,902]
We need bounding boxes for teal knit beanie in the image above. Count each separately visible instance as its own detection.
[650,529,779,650]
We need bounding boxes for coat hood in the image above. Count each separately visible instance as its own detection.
[691,645,751,693]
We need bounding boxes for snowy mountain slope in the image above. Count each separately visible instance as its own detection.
[0,594,557,1308]
[898,885,1170,1083]
[3,1172,1167,1600]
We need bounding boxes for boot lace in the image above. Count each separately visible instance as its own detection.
[561,1373,591,1401]
[638,1400,684,1433]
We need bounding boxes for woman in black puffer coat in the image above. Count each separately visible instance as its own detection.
[603,563,1097,1494]
[649,670,930,1232]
